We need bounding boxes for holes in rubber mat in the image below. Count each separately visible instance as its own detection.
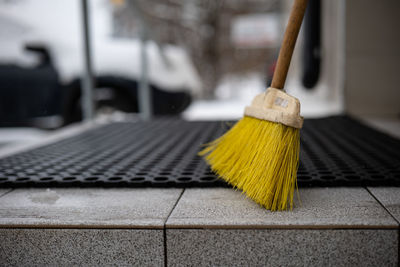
[63,177,76,181]
[85,177,99,181]
[320,176,335,180]
[200,176,215,181]
[154,177,168,181]
[345,175,361,180]
[40,177,54,181]
[109,177,122,181]
[298,176,312,180]
[178,177,191,182]
[131,177,145,181]
[0,116,399,187]
[371,175,384,180]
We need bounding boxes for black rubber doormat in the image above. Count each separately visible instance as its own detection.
[0,116,399,187]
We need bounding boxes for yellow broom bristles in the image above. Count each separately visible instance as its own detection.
[199,116,300,211]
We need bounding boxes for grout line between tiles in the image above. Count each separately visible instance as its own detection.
[164,189,185,225]
[0,225,164,230]
[365,187,400,226]
[165,225,398,230]
[163,227,167,267]
[0,189,13,198]
[163,189,185,267]
[0,227,162,231]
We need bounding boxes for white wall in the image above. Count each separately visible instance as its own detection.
[284,0,346,118]
[345,0,400,116]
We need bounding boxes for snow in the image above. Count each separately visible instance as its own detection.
[0,0,345,119]
[0,0,202,95]
[183,73,344,120]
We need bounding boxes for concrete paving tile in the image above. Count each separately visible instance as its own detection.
[0,228,163,266]
[368,187,400,223]
[0,188,182,228]
[166,229,398,267]
[0,189,12,198]
[166,188,397,228]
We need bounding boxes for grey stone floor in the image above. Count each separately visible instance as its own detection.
[0,117,399,266]
[0,187,398,266]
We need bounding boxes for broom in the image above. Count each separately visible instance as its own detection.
[199,0,308,211]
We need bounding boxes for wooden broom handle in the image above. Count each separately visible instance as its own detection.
[271,0,309,89]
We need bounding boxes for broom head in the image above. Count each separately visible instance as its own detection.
[199,87,303,211]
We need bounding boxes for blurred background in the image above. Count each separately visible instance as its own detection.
[0,0,399,144]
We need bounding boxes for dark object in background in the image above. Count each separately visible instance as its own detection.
[0,44,62,127]
[63,76,192,125]
[302,0,321,89]
[0,44,191,128]
[25,44,53,67]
